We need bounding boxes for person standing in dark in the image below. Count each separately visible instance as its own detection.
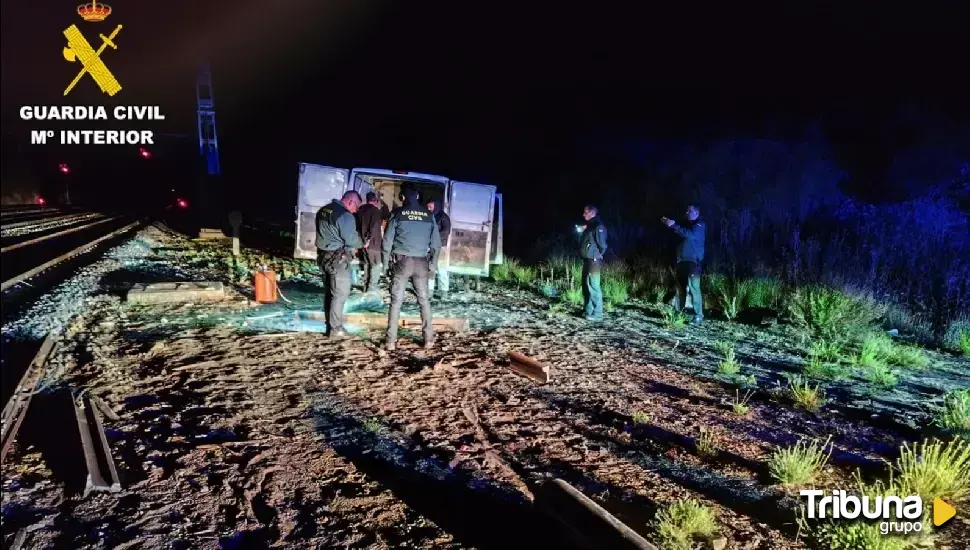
[316,191,363,338]
[662,204,706,326]
[426,197,451,301]
[578,204,608,321]
[382,188,442,351]
[356,192,384,294]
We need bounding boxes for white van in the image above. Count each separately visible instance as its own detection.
[293,164,504,277]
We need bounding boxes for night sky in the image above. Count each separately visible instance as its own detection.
[2,1,968,214]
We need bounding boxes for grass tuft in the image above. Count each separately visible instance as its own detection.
[654,499,718,550]
[861,362,899,390]
[660,305,688,329]
[696,428,718,459]
[930,388,970,437]
[788,376,827,412]
[886,344,930,370]
[562,284,583,307]
[716,343,741,376]
[603,276,631,308]
[896,438,970,502]
[732,389,754,416]
[631,411,651,424]
[768,436,831,486]
[802,473,929,550]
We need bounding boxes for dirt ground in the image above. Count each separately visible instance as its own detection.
[2,225,968,549]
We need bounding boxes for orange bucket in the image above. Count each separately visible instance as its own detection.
[254,269,278,303]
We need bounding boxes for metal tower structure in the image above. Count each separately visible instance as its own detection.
[196,64,221,176]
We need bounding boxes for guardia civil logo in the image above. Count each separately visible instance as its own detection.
[63,1,123,96]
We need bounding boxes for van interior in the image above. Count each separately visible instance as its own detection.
[353,173,446,212]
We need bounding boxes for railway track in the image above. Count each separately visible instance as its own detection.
[1,213,142,465]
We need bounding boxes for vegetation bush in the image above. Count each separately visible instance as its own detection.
[602,274,631,307]
[787,285,884,342]
[511,264,537,287]
[562,283,583,307]
[654,499,718,550]
[959,326,970,356]
[491,257,516,282]
[931,389,970,438]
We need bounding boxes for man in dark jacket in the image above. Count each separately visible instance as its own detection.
[356,192,384,293]
[426,197,451,300]
[662,204,706,326]
[382,188,442,351]
[578,204,608,321]
[316,191,363,338]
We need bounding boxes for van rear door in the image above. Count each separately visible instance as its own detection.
[294,163,350,259]
[446,181,496,276]
[490,193,504,265]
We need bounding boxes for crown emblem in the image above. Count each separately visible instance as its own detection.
[77,1,111,22]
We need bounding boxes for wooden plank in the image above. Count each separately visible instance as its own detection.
[535,479,659,550]
[1,221,140,291]
[507,351,550,383]
[296,311,469,332]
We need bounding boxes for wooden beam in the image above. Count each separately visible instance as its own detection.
[296,311,469,332]
[507,351,550,383]
[535,479,659,550]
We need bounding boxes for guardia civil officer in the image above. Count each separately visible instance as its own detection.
[382,188,441,351]
[316,191,363,338]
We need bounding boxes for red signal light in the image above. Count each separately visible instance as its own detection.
[58,163,70,174]
[139,147,152,159]
[37,197,46,205]
[177,198,188,208]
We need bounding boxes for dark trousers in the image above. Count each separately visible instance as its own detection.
[582,258,604,319]
[674,261,703,320]
[319,253,352,333]
[362,248,382,293]
[387,255,433,343]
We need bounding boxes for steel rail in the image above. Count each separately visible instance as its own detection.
[1,216,116,253]
[0,332,57,463]
[1,212,99,231]
[1,221,140,291]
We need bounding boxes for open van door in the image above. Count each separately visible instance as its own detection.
[294,163,350,259]
[446,181,496,276]
[490,193,504,265]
